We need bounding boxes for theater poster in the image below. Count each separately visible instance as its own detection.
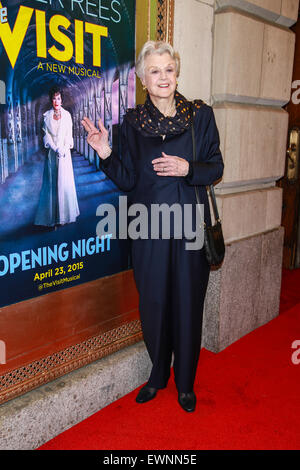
[0,0,136,308]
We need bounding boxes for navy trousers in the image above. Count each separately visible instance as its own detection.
[131,237,210,393]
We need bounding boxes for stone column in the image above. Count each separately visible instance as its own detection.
[14,97,23,167]
[104,69,115,147]
[0,116,8,184]
[88,84,96,165]
[32,101,39,153]
[80,100,85,156]
[119,64,130,123]
[5,90,18,174]
[173,0,298,352]
[1,139,8,183]
[95,80,103,124]
[0,139,4,184]
[20,94,28,163]
[84,97,89,158]
[73,106,77,151]
[95,81,103,170]
[74,104,80,152]
[26,100,34,157]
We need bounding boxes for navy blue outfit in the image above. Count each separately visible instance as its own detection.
[100,102,224,392]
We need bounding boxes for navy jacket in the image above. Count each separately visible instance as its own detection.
[100,103,224,236]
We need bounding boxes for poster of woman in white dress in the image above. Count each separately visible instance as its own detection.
[35,86,80,227]
[0,0,136,308]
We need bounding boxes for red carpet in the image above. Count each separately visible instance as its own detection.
[280,267,300,313]
[39,268,300,450]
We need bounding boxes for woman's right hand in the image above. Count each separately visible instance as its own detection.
[81,117,111,159]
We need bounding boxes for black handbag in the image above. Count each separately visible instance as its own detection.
[190,105,225,267]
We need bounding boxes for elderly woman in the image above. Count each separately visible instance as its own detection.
[82,41,223,412]
[35,85,80,227]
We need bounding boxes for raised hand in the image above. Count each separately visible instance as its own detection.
[81,117,111,159]
[152,152,190,177]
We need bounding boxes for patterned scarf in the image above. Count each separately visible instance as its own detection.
[125,90,204,137]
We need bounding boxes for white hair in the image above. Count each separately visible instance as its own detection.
[135,40,180,81]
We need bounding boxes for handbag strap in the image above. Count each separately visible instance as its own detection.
[190,103,221,224]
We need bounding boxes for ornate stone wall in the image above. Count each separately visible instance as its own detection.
[173,0,299,351]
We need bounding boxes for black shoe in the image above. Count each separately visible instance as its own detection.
[178,391,196,412]
[136,385,157,403]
